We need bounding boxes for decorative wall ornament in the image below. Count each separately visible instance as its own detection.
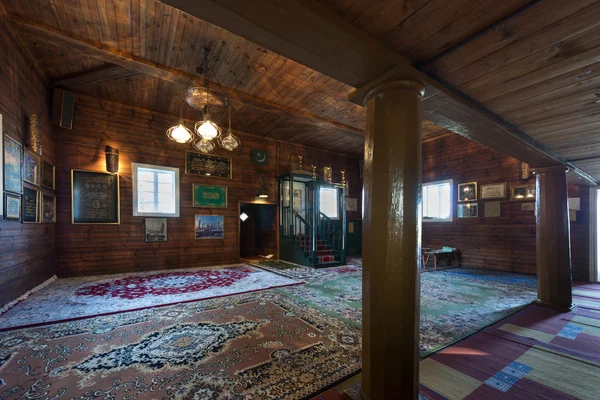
[22,186,39,224]
[185,151,232,179]
[4,134,22,194]
[195,215,224,239]
[145,218,168,242]
[42,160,55,190]
[298,155,303,170]
[4,192,20,221]
[105,145,119,174]
[458,182,477,202]
[311,165,317,181]
[22,149,41,187]
[40,193,56,223]
[29,114,42,155]
[71,170,120,224]
[346,197,358,212]
[252,149,268,164]
[510,184,535,201]
[480,183,506,200]
[324,166,332,183]
[484,201,501,218]
[340,170,346,185]
[193,184,228,208]
[457,202,478,218]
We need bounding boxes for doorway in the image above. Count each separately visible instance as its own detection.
[238,202,278,262]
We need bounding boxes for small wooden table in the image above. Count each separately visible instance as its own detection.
[422,248,461,271]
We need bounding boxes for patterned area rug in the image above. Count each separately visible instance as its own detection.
[0,291,361,400]
[0,264,301,331]
[265,262,537,355]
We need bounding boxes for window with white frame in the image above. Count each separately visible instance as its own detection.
[132,163,180,217]
[423,179,453,222]
[319,187,339,219]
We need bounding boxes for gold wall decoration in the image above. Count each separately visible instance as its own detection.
[29,114,42,155]
[298,155,303,170]
[311,164,317,181]
[324,166,333,182]
[341,170,346,185]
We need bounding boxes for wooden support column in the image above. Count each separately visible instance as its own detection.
[352,78,424,399]
[534,165,574,311]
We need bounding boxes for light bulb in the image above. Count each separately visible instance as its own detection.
[219,130,241,151]
[192,137,215,153]
[240,212,249,221]
[195,119,220,140]
[166,122,192,143]
[171,125,192,143]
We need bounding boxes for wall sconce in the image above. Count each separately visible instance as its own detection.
[105,145,119,174]
[256,179,269,199]
[240,212,249,221]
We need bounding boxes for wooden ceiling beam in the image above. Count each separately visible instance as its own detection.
[159,0,597,185]
[9,15,365,138]
[53,65,143,88]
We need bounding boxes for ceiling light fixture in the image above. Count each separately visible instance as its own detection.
[166,108,193,144]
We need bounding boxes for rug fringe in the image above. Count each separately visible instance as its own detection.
[0,275,58,316]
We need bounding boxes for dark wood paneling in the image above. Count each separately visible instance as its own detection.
[423,133,590,277]
[0,23,55,307]
[54,96,362,277]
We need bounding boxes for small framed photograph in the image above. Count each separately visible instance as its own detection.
[480,183,506,200]
[22,186,39,223]
[23,149,41,187]
[42,160,55,190]
[511,184,536,201]
[4,193,21,221]
[40,193,56,223]
[346,197,358,211]
[195,215,224,240]
[458,202,478,218]
[145,217,168,242]
[458,182,477,202]
[484,201,501,218]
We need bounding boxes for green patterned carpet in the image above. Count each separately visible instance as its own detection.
[259,262,537,356]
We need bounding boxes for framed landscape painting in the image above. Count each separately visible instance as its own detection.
[195,215,224,240]
[4,134,22,194]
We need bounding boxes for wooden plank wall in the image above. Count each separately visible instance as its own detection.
[422,134,589,277]
[0,24,55,307]
[54,96,362,277]
[568,186,590,281]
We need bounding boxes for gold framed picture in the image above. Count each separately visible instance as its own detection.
[510,184,536,201]
[458,182,477,202]
[480,182,506,200]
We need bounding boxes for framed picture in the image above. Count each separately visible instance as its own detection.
[23,149,41,187]
[4,192,20,221]
[42,160,55,190]
[458,182,477,202]
[480,183,506,200]
[22,186,39,223]
[145,217,168,242]
[511,184,536,201]
[195,215,224,240]
[4,134,22,194]
[72,170,120,224]
[457,202,478,218]
[40,193,56,223]
[484,201,501,218]
[192,184,227,208]
[347,197,358,212]
[252,149,269,164]
[185,151,232,178]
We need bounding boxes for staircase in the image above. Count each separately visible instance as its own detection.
[296,235,338,265]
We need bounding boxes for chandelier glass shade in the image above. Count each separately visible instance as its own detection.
[192,137,216,153]
[166,119,193,144]
[194,116,221,140]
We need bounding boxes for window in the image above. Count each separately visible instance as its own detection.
[132,163,180,217]
[320,187,339,219]
[423,179,452,222]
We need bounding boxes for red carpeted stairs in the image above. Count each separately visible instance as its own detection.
[295,235,337,264]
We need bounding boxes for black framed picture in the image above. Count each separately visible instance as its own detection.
[458,182,477,202]
[185,151,232,179]
[41,193,56,223]
[23,149,41,187]
[22,186,39,223]
[42,160,55,190]
[145,218,168,242]
[72,170,120,224]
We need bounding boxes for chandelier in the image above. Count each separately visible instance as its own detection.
[166,48,240,153]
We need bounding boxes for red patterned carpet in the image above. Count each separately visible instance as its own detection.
[0,291,361,399]
[0,264,301,331]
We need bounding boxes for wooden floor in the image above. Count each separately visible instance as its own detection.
[314,282,600,400]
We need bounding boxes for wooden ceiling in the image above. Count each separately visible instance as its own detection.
[1,0,600,182]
